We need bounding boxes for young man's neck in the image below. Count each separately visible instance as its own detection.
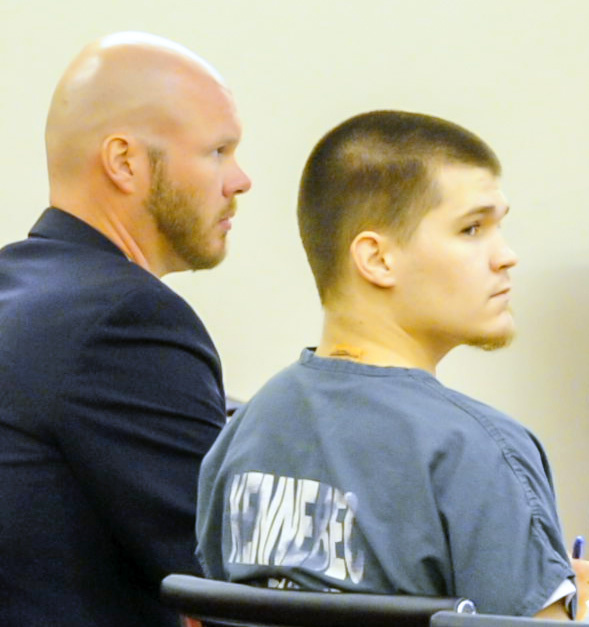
[315,307,444,374]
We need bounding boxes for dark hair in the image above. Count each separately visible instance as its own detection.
[297,110,501,303]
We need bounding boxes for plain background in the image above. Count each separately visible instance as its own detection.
[2,0,588,545]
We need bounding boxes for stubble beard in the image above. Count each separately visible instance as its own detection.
[465,306,516,352]
[145,151,227,271]
[467,332,515,352]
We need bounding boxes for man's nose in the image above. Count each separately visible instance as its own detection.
[226,162,251,196]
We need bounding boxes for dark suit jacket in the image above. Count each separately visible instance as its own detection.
[0,208,226,626]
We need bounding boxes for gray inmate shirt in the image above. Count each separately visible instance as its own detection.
[197,349,574,616]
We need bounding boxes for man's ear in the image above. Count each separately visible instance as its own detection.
[350,231,396,288]
[100,135,143,194]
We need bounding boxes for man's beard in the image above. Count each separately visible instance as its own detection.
[467,332,515,352]
[144,150,228,271]
[465,308,516,352]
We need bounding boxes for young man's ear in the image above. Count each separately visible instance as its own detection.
[101,135,144,194]
[350,231,396,288]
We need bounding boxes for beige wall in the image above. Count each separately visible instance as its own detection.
[2,0,588,543]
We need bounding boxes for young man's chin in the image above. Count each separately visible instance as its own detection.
[467,328,516,352]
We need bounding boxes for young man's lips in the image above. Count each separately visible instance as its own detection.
[491,286,511,298]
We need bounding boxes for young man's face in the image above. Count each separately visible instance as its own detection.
[391,163,517,362]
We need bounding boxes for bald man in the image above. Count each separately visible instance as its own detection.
[0,32,250,626]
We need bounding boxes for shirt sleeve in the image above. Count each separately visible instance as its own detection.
[56,284,226,587]
[432,411,575,616]
[543,579,576,615]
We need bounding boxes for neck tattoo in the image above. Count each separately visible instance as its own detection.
[328,345,364,360]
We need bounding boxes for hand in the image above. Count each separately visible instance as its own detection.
[572,558,589,620]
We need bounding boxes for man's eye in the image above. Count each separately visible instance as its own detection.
[462,223,481,236]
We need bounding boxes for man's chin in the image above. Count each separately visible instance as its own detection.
[184,248,227,272]
[467,329,516,352]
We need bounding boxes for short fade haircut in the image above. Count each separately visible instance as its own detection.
[297,110,501,303]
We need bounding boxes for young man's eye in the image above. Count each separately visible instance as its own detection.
[462,223,481,236]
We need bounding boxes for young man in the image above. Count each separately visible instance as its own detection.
[196,111,589,619]
[0,32,250,627]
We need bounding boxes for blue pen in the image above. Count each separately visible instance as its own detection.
[572,535,585,559]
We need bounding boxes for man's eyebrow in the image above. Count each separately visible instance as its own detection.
[461,205,510,219]
[210,135,239,147]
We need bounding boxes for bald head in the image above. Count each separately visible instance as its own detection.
[43,32,250,277]
[45,31,226,186]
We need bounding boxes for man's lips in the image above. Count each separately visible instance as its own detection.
[219,217,233,231]
[219,210,235,231]
[491,286,511,298]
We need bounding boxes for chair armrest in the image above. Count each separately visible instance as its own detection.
[161,574,476,627]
